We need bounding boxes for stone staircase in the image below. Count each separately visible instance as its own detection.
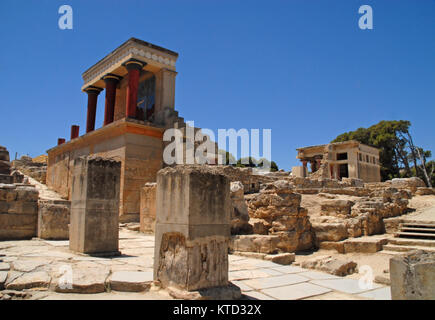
[382,221,435,254]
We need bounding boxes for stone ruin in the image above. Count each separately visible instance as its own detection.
[0,146,39,240]
[153,165,241,299]
[12,155,47,184]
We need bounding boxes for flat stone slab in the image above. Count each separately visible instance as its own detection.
[357,287,392,300]
[12,260,49,272]
[109,271,153,292]
[262,282,332,300]
[231,280,254,292]
[269,265,306,274]
[244,290,275,300]
[0,262,10,271]
[54,268,110,294]
[6,271,51,290]
[242,274,309,290]
[229,268,282,281]
[298,271,341,280]
[0,271,8,289]
[310,278,382,294]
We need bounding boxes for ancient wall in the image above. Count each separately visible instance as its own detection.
[47,119,164,222]
[0,184,39,240]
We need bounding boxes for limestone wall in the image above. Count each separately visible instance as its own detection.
[47,119,164,223]
[0,184,39,240]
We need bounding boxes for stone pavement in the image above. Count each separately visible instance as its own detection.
[0,228,391,300]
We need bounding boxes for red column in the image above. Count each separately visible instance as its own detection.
[57,138,65,145]
[70,125,79,140]
[102,74,121,126]
[124,59,146,118]
[85,87,102,133]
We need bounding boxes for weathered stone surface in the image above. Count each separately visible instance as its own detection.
[6,271,51,290]
[37,199,70,240]
[230,235,280,254]
[154,165,230,291]
[245,181,313,252]
[230,181,252,235]
[0,262,10,271]
[109,271,153,292]
[0,184,39,240]
[0,271,7,290]
[342,236,388,253]
[249,218,270,235]
[264,253,295,265]
[70,156,121,254]
[54,267,110,294]
[12,260,47,272]
[390,177,426,190]
[312,222,348,243]
[415,187,435,196]
[390,250,435,300]
[166,282,242,300]
[320,199,355,216]
[300,256,357,276]
[12,155,47,184]
[140,182,156,233]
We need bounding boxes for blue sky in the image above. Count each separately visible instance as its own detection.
[1,0,434,171]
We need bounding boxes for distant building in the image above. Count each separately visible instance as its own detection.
[294,140,381,182]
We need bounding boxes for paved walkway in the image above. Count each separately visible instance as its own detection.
[0,228,391,300]
[404,205,435,223]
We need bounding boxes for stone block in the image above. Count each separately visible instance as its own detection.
[69,156,121,255]
[38,199,71,240]
[390,250,435,300]
[7,201,38,215]
[139,182,156,233]
[321,199,355,216]
[230,235,280,254]
[154,165,231,292]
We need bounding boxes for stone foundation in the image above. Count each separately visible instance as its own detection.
[0,184,39,240]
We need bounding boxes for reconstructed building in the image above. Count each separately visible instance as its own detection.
[294,140,381,182]
[46,38,188,222]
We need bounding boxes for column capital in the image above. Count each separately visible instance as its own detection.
[123,58,147,71]
[84,86,103,95]
[101,73,122,83]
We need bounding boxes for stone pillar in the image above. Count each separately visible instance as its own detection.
[85,86,102,133]
[390,250,435,300]
[70,125,79,140]
[140,182,156,233]
[124,59,146,118]
[70,156,121,255]
[154,68,177,125]
[57,138,65,145]
[102,74,121,126]
[154,165,231,292]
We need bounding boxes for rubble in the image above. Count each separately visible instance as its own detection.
[12,155,47,184]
